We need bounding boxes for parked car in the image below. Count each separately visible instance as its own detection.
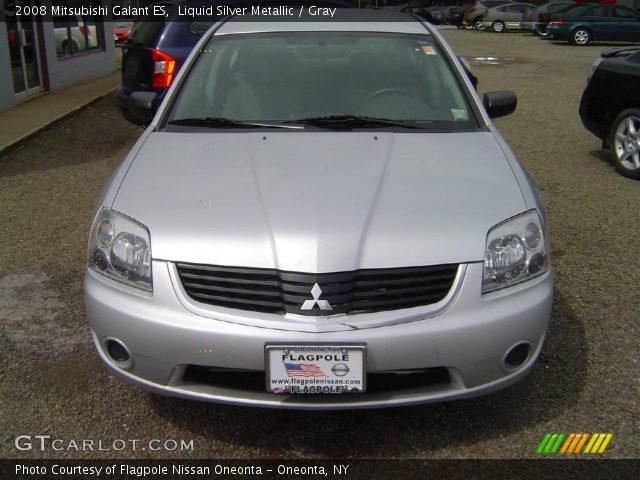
[116,0,353,125]
[53,15,97,55]
[479,2,536,32]
[400,5,434,22]
[464,0,515,29]
[448,5,470,27]
[521,2,579,37]
[547,4,640,45]
[580,46,640,178]
[86,8,552,409]
[429,5,459,24]
[113,20,133,46]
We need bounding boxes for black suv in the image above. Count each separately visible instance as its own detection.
[116,0,352,125]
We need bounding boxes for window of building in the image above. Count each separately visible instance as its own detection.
[54,0,104,59]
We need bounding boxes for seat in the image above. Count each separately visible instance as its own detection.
[222,49,303,120]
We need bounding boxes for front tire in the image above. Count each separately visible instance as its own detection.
[534,25,550,38]
[474,17,487,30]
[492,21,505,33]
[610,109,640,179]
[570,28,591,46]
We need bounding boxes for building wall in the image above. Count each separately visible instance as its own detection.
[0,0,115,112]
[0,8,16,111]
[41,21,116,91]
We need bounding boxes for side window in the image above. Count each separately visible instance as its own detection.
[54,1,104,59]
[584,7,609,17]
[614,7,635,19]
[188,20,217,37]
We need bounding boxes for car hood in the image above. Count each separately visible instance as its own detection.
[112,131,526,271]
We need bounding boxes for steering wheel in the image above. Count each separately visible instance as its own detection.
[366,88,420,103]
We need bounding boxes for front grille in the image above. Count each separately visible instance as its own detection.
[176,262,458,316]
[182,365,451,394]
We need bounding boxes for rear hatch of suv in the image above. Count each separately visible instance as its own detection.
[121,20,170,92]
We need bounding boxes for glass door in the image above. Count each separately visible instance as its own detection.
[5,0,43,100]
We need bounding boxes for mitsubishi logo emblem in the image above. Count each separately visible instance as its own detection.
[300,283,333,311]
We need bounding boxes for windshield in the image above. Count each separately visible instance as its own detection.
[166,32,478,131]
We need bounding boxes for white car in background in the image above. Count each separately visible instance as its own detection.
[53,15,97,55]
[479,3,536,32]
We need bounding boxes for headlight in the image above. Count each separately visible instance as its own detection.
[88,208,152,291]
[483,210,549,293]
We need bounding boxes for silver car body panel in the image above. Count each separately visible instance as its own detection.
[86,263,553,409]
[111,132,526,271]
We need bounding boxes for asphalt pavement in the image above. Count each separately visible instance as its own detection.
[0,29,638,461]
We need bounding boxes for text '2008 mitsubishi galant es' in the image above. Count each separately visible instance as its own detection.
[85,9,553,409]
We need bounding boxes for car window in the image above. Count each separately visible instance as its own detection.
[128,20,165,45]
[557,4,589,17]
[167,32,478,130]
[485,1,510,8]
[547,4,569,13]
[188,20,220,37]
[614,6,636,18]
[584,6,611,17]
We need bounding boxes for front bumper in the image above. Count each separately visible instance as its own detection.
[85,261,553,409]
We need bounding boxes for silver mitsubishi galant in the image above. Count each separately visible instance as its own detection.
[85,9,553,409]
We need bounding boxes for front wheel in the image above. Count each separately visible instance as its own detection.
[533,25,549,37]
[492,21,505,33]
[475,18,487,30]
[610,109,640,179]
[570,28,591,46]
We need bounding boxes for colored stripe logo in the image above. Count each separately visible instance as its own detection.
[537,433,613,454]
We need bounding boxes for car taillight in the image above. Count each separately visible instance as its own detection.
[151,49,176,89]
[551,17,564,25]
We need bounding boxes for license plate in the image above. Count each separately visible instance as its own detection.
[265,344,366,394]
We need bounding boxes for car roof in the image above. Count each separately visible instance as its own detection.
[215,8,431,35]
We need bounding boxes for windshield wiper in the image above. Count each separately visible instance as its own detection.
[167,117,302,129]
[283,115,427,130]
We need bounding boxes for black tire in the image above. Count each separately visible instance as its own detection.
[474,17,487,30]
[570,27,591,46]
[533,25,549,38]
[609,108,640,180]
[62,40,79,56]
[492,21,505,33]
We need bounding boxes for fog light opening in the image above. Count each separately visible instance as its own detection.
[105,338,133,369]
[503,342,531,372]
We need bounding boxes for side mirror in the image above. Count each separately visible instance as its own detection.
[483,91,517,118]
[127,91,158,126]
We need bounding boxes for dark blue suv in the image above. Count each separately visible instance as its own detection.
[116,0,353,124]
